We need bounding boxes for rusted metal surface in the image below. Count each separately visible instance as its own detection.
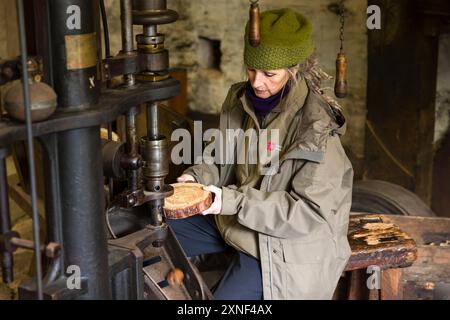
[4,80,57,122]
[345,214,417,271]
[65,33,97,70]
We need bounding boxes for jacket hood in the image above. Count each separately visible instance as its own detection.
[226,80,347,163]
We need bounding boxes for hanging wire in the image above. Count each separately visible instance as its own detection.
[16,0,44,300]
[100,0,111,59]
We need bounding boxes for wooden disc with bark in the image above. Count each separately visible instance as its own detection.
[163,183,212,219]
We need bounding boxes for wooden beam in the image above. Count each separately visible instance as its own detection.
[345,214,417,271]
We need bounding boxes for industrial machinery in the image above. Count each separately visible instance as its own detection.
[0,0,211,300]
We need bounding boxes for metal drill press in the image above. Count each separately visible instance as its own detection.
[0,0,211,300]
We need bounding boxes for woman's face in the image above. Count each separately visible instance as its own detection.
[247,67,290,99]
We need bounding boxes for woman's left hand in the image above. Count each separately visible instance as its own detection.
[201,185,222,215]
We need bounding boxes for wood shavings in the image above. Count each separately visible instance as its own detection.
[362,223,395,231]
[427,240,450,247]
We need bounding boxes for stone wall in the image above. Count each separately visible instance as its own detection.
[103,0,369,162]
[4,1,447,171]
[0,0,19,59]
[0,0,19,112]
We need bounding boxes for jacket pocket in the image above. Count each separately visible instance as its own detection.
[282,237,336,264]
[281,237,341,299]
[223,218,259,259]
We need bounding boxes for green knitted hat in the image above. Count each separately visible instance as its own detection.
[244,8,315,70]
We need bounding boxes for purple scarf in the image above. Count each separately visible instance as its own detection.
[245,82,290,118]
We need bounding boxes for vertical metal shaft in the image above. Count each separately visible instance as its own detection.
[39,135,64,283]
[126,107,138,155]
[16,0,44,300]
[0,151,14,284]
[147,102,159,139]
[120,0,133,53]
[120,0,135,86]
[143,102,167,227]
[144,25,157,37]
[126,106,139,191]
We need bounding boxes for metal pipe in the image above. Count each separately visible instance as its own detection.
[48,0,111,299]
[58,127,111,299]
[16,0,44,300]
[0,151,14,284]
[147,102,159,139]
[39,134,65,282]
[126,107,138,155]
[49,0,100,110]
[120,0,134,54]
[120,0,135,86]
[144,25,157,37]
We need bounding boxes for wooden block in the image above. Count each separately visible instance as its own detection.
[164,183,212,219]
[346,214,417,271]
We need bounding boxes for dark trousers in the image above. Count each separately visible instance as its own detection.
[167,215,263,300]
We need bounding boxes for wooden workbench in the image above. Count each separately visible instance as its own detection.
[337,213,450,300]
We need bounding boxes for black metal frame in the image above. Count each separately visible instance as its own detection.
[1,0,212,300]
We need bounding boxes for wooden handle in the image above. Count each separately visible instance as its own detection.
[249,2,261,47]
[335,51,348,98]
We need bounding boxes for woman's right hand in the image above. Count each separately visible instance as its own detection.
[176,174,196,183]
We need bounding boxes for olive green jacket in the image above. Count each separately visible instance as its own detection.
[183,79,353,300]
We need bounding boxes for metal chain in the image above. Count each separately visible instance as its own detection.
[339,0,345,50]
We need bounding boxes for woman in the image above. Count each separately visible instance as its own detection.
[168,8,353,300]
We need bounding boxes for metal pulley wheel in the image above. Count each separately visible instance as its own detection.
[351,180,436,217]
[132,0,179,26]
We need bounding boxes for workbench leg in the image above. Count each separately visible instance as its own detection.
[380,268,403,300]
[347,270,370,300]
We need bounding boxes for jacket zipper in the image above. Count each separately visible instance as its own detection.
[267,237,274,299]
[266,169,275,299]
[265,161,281,299]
